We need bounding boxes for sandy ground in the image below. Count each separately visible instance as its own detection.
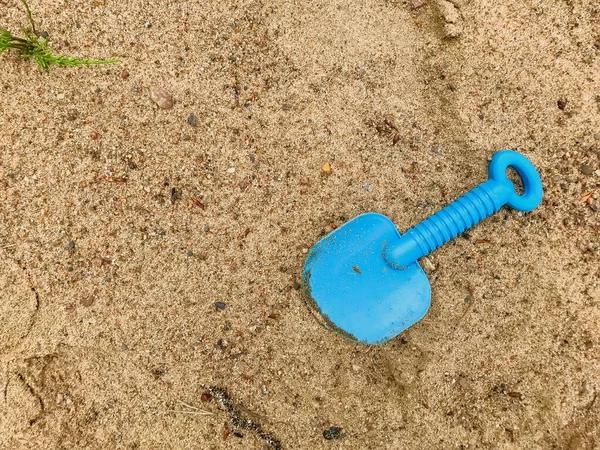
[1,0,599,448]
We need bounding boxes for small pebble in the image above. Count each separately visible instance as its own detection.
[150,87,174,109]
[594,41,600,50]
[411,0,425,8]
[144,21,152,28]
[80,296,94,307]
[214,302,226,310]
[170,187,179,204]
[363,183,373,192]
[187,113,198,127]
[121,70,129,80]
[293,281,301,290]
[121,344,128,351]
[323,427,342,440]
[67,241,75,251]
[282,104,292,110]
[322,162,332,175]
[557,98,567,110]
[40,31,49,39]
[227,167,236,174]
[93,256,108,268]
[580,164,594,176]
[204,225,210,232]
[422,256,435,272]
[66,109,78,121]
[187,251,194,257]
[464,295,471,304]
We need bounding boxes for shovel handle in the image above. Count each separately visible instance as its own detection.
[383,150,543,270]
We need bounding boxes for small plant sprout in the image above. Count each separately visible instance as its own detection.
[0,0,119,71]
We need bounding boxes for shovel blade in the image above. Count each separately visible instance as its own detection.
[302,213,431,345]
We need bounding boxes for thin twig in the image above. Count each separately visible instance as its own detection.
[173,409,214,416]
[176,399,200,410]
[175,399,213,416]
[455,284,476,326]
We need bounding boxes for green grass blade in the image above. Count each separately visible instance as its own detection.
[0,28,13,54]
[2,2,120,71]
[20,0,38,35]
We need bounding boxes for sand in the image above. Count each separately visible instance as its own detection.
[1,0,599,448]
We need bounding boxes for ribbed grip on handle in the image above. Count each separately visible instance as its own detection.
[383,150,544,270]
[383,180,508,269]
[410,183,500,254]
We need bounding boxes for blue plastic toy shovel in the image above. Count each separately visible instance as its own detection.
[302,150,543,345]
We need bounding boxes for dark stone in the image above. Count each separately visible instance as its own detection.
[557,98,567,110]
[214,302,226,310]
[187,114,198,127]
[323,427,342,440]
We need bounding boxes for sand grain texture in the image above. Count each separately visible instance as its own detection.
[1,0,599,448]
